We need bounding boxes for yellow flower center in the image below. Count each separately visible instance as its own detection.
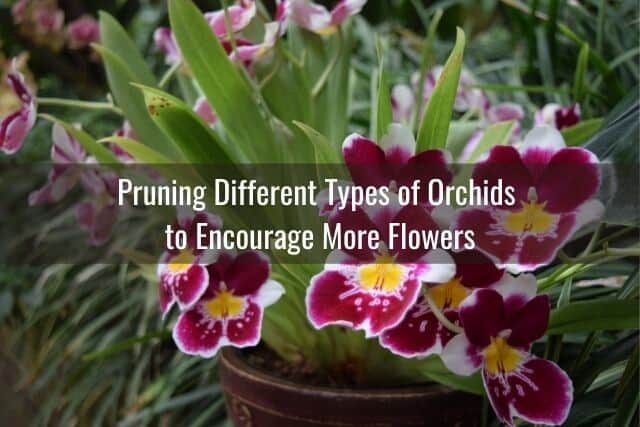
[505,201,554,234]
[316,25,338,36]
[429,277,470,310]
[203,290,244,319]
[167,250,196,274]
[483,337,522,375]
[357,254,404,293]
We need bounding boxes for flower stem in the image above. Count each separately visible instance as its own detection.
[37,97,122,115]
[424,288,463,334]
[159,61,183,89]
[312,29,343,98]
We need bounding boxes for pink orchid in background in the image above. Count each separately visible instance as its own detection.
[29,123,86,205]
[33,4,64,35]
[380,249,504,358]
[442,279,572,427]
[154,27,182,66]
[289,0,367,35]
[158,209,222,316]
[391,67,488,124]
[454,125,603,273]
[205,0,256,38]
[66,15,100,49]
[194,96,218,127]
[1,62,37,155]
[459,102,525,162]
[535,103,581,130]
[306,196,455,337]
[75,168,120,246]
[154,1,283,69]
[342,124,452,207]
[173,250,284,357]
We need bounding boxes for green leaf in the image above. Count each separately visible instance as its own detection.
[585,89,639,225]
[417,28,465,151]
[466,121,514,162]
[40,114,121,165]
[94,44,179,158]
[97,12,155,86]
[134,84,236,165]
[573,43,590,102]
[547,299,639,334]
[374,39,392,141]
[562,118,603,146]
[293,121,347,184]
[169,0,275,162]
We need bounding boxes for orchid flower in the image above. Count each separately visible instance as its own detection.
[66,15,100,49]
[442,277,572,426]
[307,195,455,337]
[380,250,504,358]
[342,124,452,207]
[454,125,603,273]
[1,62,37,155]
[154,2,281,69]
[29,123,86,205]
[535,103,581,130]
[205,0,256,38]
[289,0,367,35]
[75,167,121,246]
[459,102,525,162]
[158,209,222,316]
[173,250,284,358]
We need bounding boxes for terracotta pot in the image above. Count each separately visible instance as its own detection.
[219,348,483,427]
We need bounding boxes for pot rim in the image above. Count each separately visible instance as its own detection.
[220,348,466,399]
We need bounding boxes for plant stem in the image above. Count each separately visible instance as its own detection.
[159,61,183,89]
[312,29,343,98]
[424,289,463,334]
[37,97,122,115]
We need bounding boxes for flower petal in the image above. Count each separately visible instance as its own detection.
[536,147,600,213]
[459,289,505,348]
[225,300,263,347]
[391,84,414,123]
[306,269,421,337]
[173,307,223,358]
[289,0,332,34]
[472,146,533,207]
[158,260,210,311]
[254,279,285,307]
[490,273,537,317]
[330,0,367,25]
[380,297,457,358]
[225,250,270,296]
[441,333,483,376]
[507,295,550,348]
[205,0,256,37]
[454,208,518,264]
[483,356,572,426]
[342,133,390,187]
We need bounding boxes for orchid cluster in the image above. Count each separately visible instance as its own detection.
[12,0,100,51]
[391,66,582,161]
[305,123,602,426]
[3,1,625,426]
[154,0,365,127]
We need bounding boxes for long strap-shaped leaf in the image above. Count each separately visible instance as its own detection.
[169,0,276,163]
[416,28,466,152]
[94,44,181,159]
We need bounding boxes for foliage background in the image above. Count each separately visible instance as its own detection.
[0,0,638,426]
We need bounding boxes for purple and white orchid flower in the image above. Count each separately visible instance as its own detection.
[173,250,284,358]
[1,62,37,155]
[289,0,367,35]
[454,125,603,273]
[442,276,573,426]
[535,103,581,130]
